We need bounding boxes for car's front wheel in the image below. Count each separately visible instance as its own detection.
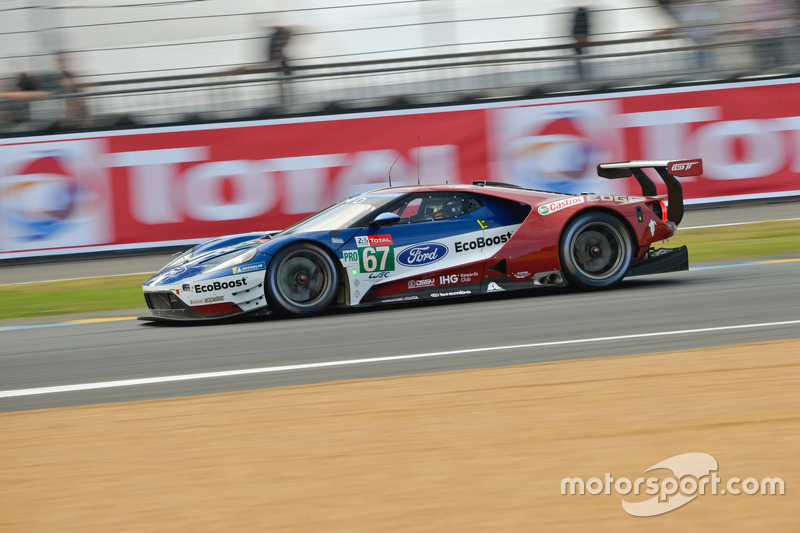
[266,243,339,316]
[560,212,633,290]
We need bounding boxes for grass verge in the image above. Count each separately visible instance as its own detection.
[0,274,148,321]
[1,220,798,320]
[669,219,800,262]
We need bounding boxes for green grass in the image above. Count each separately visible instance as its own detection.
[669,220,800,262]
[1,220,799,321]
[0,274,149,321]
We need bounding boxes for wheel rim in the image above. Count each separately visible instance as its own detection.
[569,222,626,280]
[275,250,332,307]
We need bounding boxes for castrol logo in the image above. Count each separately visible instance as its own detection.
[538,196,585,216]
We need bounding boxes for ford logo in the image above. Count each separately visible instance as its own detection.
[397,242,448,267]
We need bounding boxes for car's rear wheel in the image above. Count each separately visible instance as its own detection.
[560,211,633,290]
[266,243,339,316]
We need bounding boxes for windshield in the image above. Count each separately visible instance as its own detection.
[277,193,403,236]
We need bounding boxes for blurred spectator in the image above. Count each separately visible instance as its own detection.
[746,0,797,71]
[0,72,47,123]
[266,26,294,107]
[671,0,720,72]
[52,51,90,127]
[1,53,89,128]
[16,72,38,92]
[0,76,15,124]
[268,26,293,76]
[571,7,591,80]
[230,25,296,108]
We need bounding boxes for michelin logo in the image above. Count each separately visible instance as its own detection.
[233,262,266,274]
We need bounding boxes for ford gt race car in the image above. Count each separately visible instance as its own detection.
[141,159,702,320]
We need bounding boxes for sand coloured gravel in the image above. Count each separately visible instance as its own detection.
[2,340,798,531]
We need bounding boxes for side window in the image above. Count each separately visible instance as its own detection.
[466,195,483,214]
[395,193,482,224]
[396,198,422,220]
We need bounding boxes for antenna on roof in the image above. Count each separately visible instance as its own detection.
[417,135,421,185]
[388,153,401,188]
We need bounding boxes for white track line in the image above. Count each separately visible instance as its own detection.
[2,319,798,399]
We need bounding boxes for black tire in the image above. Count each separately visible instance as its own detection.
[559,211,633,290]
[266,243,339,316]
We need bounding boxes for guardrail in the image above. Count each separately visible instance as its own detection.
[2,32,798,135]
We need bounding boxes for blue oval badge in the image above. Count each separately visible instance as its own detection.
[397,242,448,267]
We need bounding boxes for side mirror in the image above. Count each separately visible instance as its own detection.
[371,212,400,227]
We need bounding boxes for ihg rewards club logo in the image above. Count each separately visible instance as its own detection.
[561,453,785,517]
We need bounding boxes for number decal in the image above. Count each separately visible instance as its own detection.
[362,247,378,272]
[359,245,395,272]
[376,246,391,270]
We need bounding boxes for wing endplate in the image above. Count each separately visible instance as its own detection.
[596,159,702,225]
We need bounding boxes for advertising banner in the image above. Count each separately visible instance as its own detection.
[2,78,799,260]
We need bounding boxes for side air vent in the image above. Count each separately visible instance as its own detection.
[488,259,507,275]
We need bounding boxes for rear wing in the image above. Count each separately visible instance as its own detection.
[597,159,702,225]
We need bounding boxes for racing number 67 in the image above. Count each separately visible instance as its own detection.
[360,246,395,272]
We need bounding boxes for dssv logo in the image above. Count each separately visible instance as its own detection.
[396,243,448,267]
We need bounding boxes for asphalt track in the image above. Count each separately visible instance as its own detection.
[1,202,799,412]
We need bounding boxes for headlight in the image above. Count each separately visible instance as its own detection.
[205,247,260,274]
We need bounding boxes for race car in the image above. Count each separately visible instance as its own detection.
[141,159,702,320]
